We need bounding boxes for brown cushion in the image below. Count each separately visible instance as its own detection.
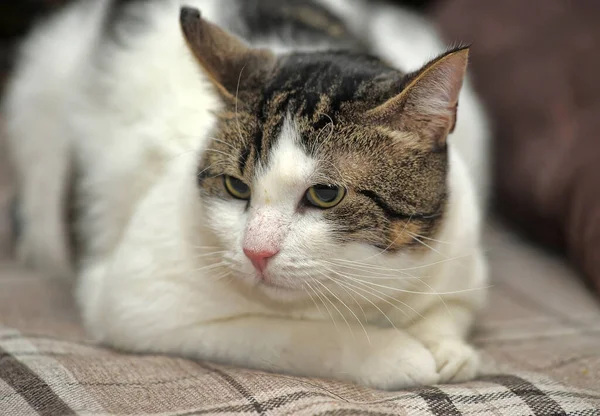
[434,0,600,294]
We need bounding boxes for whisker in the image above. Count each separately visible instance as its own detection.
[332,276,415,321]
[313,112,335,153]
[208,137,238,152]
[303,282,325,318]
[318,272,371,338]
[329,252,477,273]
[357,215,414,262]
[323,259,421,280]
[213,271,232,281]
[324,261,408,278]
[312,279,357,341]
[322,271,369,323]
[313,159,346,187]
[205,148,237,159]
[305,278,338,331]
[326,277,399,331]
[409,234,447,258]
[234,64,248,145]
[324,263,443,295]
[349,275,488,296]
[325,265,450,317]
[166,148,196,162]
[192,251,228,260]
[325,270,422,320]
[406,231,452,245]
[197,160,228,179]
[188,261,228,274]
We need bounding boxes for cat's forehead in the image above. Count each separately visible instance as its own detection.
[227,51,408,172]
[258,51,405,116]
[252,117,317,205]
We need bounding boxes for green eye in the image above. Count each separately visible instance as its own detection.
[305,184,346,209]
[224,175,251,200]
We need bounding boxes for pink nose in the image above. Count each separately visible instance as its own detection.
[243,248,279,273]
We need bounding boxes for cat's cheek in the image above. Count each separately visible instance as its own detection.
[287,213,337,257]
[202,197,247,246]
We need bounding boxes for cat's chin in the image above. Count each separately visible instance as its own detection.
[245,275,309,301]
[257,278,299,292]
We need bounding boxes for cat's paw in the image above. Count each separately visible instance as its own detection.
[357,332,440,390]
[429,339,480,383]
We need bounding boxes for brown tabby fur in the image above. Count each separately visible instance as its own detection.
[180,7,468,252]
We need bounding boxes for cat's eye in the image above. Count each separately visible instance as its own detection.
[224,175,251,200]
[305,184,346,209]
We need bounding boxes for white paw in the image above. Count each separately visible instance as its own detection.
[429,339,480,383]
[357,331,440,390]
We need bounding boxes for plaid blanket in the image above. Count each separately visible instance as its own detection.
[1,224,599,415]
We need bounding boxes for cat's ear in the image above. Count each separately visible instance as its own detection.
[179,7,275,101]
[364,47,469,149]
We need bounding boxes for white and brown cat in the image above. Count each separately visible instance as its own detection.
[3,0,489,390]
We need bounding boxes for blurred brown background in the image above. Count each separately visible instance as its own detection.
[433,0,600,294]
[1,0,599,294]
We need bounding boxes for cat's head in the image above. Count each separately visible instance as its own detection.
[180,7,468,297]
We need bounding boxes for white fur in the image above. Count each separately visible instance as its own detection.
[4,0,489,389]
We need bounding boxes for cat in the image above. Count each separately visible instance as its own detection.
[3,0,490,390]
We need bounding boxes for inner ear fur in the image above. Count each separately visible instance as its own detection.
[180,6,275,102]
[364,47,470,149]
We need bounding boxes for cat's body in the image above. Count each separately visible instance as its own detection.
[4,0,490,389]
